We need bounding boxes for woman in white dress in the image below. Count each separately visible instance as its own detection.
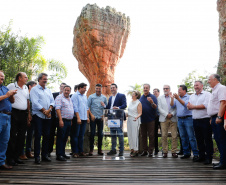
[127,91,142,157]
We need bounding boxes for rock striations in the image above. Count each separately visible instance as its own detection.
[72,4,130,97]
[217,0,226,81]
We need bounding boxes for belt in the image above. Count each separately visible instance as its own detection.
[12,108,27,112]
[211,114,218,118]
[62,118,72,121]
[0,111,12,115]
[178,115,192,119]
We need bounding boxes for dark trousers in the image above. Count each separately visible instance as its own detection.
[70,119,87,154]
[6,108,27,161]
[140,121,155,153]
[110,126,124,152]
[211,116,226,165]
[56,119,71,156]
[33,115,51,158]
[25,119,34,153]
[90,118,103,152]
[48,116,58,154]
[154,116,161,152]
[193,118,213,160]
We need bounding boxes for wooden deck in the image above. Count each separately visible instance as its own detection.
[0,151,226,184]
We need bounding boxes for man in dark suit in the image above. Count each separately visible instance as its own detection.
[106,83,127,156]
[48,83,66,156]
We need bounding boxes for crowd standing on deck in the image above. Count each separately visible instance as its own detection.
[0,71,226,170]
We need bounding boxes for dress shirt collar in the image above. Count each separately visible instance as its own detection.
[37,84,46,90]
[195,90,204,95]
[180,93,188,98]
[14,81,26,90]
[212,83,220,91]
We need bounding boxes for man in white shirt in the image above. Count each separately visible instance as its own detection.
[6,72,30,166]
[187,81,213,165]
[158,85,178,158]
[207,74,226,170]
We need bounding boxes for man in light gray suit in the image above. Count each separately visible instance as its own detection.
[158,85,178,158]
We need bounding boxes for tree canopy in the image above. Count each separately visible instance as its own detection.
[0,21,67,88]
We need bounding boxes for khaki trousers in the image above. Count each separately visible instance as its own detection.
[160,119,178,154]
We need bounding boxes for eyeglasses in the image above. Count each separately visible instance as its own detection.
[163,88,169,90]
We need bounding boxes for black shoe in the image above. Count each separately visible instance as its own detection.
[213,162,220,166]
[107,150,117,155]
[177,151,183,155]
[35,157,41,164]
[148,154,153,157]
[213,163,226,170]
[15,159,25,164]
[98,151,104,155]
[180,154,191,159]
[154,150,159,155]
[47,153,51,157]
[70,152,73,155]
[204,158,212,165]
[193,156,199,162]
[56,156,67,161]
[141,151,148,156]
[7,159,18,166]
[119,151,124,156]
[42,156,51,162]
[63,155,70,159]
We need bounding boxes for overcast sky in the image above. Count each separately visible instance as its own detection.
[1,0,219,98]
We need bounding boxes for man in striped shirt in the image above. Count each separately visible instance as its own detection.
[55,85,74,161]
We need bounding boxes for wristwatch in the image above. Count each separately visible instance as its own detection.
[217,116,222,119]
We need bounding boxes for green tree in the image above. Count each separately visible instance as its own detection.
[0,21,67,87]
[126,83,143,96]
[180,70,211,93]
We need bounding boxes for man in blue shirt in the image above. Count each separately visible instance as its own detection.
[88,84,107,156]
[71,83,90,157]
[139,83,157,157]
[30,73,55,164]
[0,70,17,170]
[170,85,199,160]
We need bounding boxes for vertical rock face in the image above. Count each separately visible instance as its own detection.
[72,4,130,97]
[217,0,226,83]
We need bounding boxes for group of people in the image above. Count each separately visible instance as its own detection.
[0,70,226,170]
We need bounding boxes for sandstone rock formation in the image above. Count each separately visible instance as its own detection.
[72,4,130,97]
[217,0,226,83]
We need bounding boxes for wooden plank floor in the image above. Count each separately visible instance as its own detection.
[0,151,226,184]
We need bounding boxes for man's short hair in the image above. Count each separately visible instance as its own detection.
[63,85,71,90]
[163,85,171,89]
[96,84,102,87]
[74,85,78,91]
[26,81,37,88]
[15,72,24,82]
[78,83,87,89]
[153,88,160,92]
[60,82,67,86]
[194,80,203,84]
[38,73,48,82]
[133,90,141,99]
[143,83,150,89]
[212,74,221,82]
[111,83,117,88]
[179,85,187,92]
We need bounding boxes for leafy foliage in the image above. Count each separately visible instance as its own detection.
[0,21,67,88]
[180,70,211,93]
[126,83,143,96]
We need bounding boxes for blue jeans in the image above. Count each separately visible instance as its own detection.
[178,117,199,156]
[193,118,213,159]
[110,126,124,152]
[56,119,71,156]
[71,119,87,154]
[90,118,103,151]
[33,115,51,158]
[211,116,226,165]
[0,113,11,166]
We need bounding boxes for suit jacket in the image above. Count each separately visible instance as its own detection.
[157,95,177,123]
[52,92,60,118]
[106,93,127,120]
